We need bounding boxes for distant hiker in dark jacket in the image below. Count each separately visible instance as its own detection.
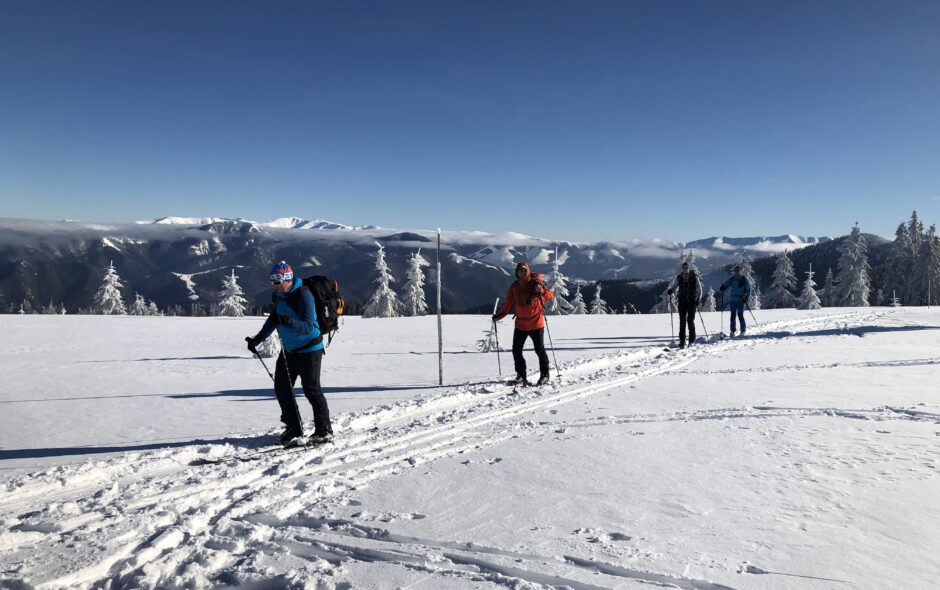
[667,262,703,348]
[246,261,333,446]
[493,262,554,387]
[719,265,752,337]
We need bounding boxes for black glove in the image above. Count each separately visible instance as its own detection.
[719,285,727,292]
[245,336,260,353]
[277,315,293,327]
[492,314,502,322]
[666,288,674,295]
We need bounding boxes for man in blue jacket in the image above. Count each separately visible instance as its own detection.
[719,265,752,337]
[246,261,332,446]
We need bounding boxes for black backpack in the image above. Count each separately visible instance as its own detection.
[273,275,345,347]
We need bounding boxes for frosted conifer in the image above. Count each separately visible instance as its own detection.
[678,249,700,275]
[766,251,797,308]
[738,256,761,310]
[401,250,429,316]
[570,284,588,314]
[258,333,281,358]
[590,282,610,315]
[148,300,160,316]
[363,242,400,318]
[796,264,822,310]
[911,224,940,306]
[908,211,925,256]
[545,247,573,315]
[889,222,912,300]
[218,269,248,317]
[702,287,716,312]
[834,223,872,307]
[822,268,836,307]
[94,260,127,315]
[130,292,149,316]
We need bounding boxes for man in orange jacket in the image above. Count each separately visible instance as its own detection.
[493,262,555,386]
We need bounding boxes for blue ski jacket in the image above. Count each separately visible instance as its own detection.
[720,275,752,304]
[257,280,324,353]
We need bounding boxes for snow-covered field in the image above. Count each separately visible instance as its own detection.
[1,309,939,589]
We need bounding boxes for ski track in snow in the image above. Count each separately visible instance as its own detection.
[1,308,925,589]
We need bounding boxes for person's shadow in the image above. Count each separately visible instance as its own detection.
[0,432,274,462]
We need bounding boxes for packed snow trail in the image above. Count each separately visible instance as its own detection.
[2,308,937,589]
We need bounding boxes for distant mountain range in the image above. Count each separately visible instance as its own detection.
[0,216,831,313]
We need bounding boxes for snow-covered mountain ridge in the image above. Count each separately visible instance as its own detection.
[0,216,831,314]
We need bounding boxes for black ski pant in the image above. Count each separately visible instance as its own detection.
[274,349,331,434]
[678,301,696,344]
[512,327,550,379]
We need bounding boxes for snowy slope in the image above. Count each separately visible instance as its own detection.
[1,309,938,589]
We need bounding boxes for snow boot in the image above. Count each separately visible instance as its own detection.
[535,373,550,387]
[678,340,686,350]
[309,427,334,445]
[279,426,305,447]
[511,374,529,387]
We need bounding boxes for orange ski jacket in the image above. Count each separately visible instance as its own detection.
[494,263,554,331]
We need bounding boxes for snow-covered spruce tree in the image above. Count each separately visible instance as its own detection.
[590,282,610,315]
[476,319,500,352]
[822,267,836,307]
[257,332,281,358]
[834,223,872,307]
[545,247,574,315]
[738,256,761,310]
[796,264,822,310]
[702,287,717,312]
[908,210,925,257]
[94,260,127,315]
[130,292,149,316]
[401,250,429,317]
[890,290,902,307]
[570,284,588,314]
[889,222,913,301]
[650,287,676,313]
[362,242,401,318]
[910,224,940,306]
[678,249,700,275]
[147,300,160,316]
[766,251,797,308]
[218,269,249,317]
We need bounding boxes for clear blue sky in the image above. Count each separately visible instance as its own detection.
[1,1,938,242]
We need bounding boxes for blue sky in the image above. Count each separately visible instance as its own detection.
[1,1,938,242]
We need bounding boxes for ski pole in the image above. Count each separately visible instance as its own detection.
[745,302,760,329]
[543,313,561,379]
[254,350,275,382]
[491,298,502,377]
[697,306,710,339]
[720,293,725,337]
[493,320,502,377]
[247,337,275,382]
[667,295,676,345]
